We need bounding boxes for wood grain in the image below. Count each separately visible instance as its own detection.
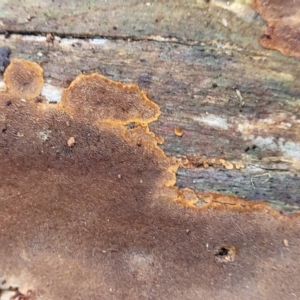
[0,0,299,212]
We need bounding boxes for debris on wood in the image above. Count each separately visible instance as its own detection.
[67,136,75,147]
[174,127,184,137]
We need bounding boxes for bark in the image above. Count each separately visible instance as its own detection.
[0,0,300,212]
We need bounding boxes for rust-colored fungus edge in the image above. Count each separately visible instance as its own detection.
[61,73,161,125]
[2,58,295,217]
[1,59,300,300]
[253,0,300,59]
[58,72,178,190]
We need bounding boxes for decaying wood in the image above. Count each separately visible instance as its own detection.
[0,0,299,213]
[1,54,300,300]
[0,1,300,299]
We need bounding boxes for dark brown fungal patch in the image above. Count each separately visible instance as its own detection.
[0,59,300,299]
[253,0,300,59]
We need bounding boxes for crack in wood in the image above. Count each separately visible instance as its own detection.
[0,30,199,47]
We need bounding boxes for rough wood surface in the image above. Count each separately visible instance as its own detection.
[0,0,299,213]
[0,0,262,47]
[1,50,300,300]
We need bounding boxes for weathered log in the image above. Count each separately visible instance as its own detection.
[1,29,299,212]
[0,1,300,299]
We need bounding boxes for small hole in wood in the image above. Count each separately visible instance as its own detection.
[214,244,236,263]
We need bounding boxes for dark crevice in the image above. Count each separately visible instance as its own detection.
[0,29,198,46]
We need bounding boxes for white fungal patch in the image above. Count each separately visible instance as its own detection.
[41,83,63,103]
[90,38,108,45]
[0,289,16,300]
[18,35,46,42]
[235,114,300,160]
[247,136,300,159]
[194,114,229,130]
[0,80,6,91]
[0,275,32,300]
[236,113,297,135]
[211,0,256,22]
[252,136,278,152]
[280,122,292,128]
[36,129,52,142]
[59,38,81,46]
[278,139,300,159]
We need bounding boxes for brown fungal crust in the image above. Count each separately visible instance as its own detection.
[0,60,300,299]
[253,0,300,59]
[4,58,44,98]
[61,73,160,125]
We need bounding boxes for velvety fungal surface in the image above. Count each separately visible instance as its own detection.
[253,0,300,59]
[61,73,160,125]
[4,58,44,98]
[0,59,300,300]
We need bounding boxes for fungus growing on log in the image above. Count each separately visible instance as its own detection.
[0,59,300,299]
[4,58,44,98]
[61,73,160,124]
[253,0,300,59]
